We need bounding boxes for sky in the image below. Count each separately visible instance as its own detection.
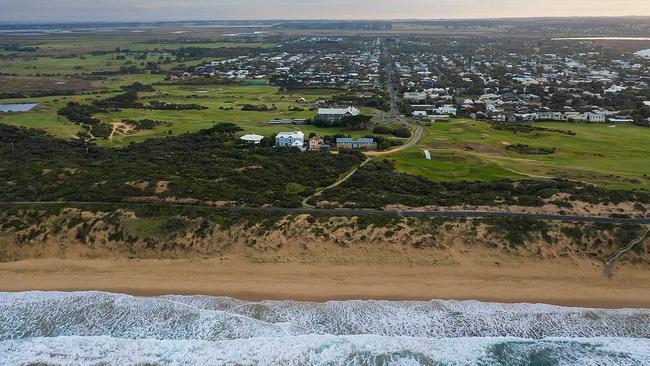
[1,0,649,23]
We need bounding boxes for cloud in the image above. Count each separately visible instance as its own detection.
[0,0,649,22]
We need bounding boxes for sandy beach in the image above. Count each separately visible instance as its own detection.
[1,258,649,308]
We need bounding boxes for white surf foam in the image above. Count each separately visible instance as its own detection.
[1,335,649,366]
[2,291,650,341]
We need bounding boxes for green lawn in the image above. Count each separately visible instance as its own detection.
[0,95,85,138]
[1,34,385,145]
[390,120,650,189]
[1,83,380,146]
[94,85,379,146]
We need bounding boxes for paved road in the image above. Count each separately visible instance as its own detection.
[382,39,399,116]
[366,124,423,157]
[1,201,648,224]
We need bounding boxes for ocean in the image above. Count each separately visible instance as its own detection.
[0,291,649,365]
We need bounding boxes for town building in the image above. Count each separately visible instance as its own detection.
[239,134,265,144]
[584,112,607,123]
[433,105,457,116]
[309,136,329,151]
[336,137,377,150]
[275,131,305,148]
[316,107,360,123]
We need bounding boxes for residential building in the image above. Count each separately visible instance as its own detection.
[584,112,606,123]
[239,134,265,144]
[538,111,565,121]
[336,137,377,150]
[309,137,329,151]
[316,107,360,123]
[434,105,457,116]
[275,131,305,148]
[608,118,635,124]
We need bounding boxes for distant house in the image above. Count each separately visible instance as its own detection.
[317,106,360,123]
[489,111,508,122]
[309,136,329,151]
[537,111,565,121]
[336,137,377,150]
[584,112,606,123]
[429,114,450,122]
[403,92,427,102]
[239,134,265,144]
[514,113,538,122]
[608,118,634,124]
[275,131,305,148]
[433,105,457,116]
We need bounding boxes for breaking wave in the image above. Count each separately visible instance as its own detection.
[1,291,649,365]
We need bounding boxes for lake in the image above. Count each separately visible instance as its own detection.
[0,103,38,112]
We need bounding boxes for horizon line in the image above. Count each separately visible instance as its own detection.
[1,15,650,25]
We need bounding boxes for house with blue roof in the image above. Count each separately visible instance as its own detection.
[336,137,377,150]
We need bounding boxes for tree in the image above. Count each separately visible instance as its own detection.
[201,123,243,140]
[339,115,374,130]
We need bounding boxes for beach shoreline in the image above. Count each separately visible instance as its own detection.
[1,258,650,309]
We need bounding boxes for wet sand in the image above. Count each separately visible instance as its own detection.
[1,258,649,308]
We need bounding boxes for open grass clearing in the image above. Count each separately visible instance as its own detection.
[389,119,650,189]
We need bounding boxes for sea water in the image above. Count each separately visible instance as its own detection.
[0,291,649,365]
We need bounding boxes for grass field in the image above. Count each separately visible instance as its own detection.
[1,33,386,145]
[93,85,381,146]
[4,32,648,191]
[391,120,650,189]
[0,84,381,146]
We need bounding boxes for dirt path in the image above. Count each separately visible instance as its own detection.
[109,121,134,142]
[604,228,649,278]
[108,123,118,142]
[302,157,374,207]
[302,124,423,207]
[366,124,424,157]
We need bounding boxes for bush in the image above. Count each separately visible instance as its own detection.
[373,125,393,135]
[506,144,555,155]
[392,127,412,138]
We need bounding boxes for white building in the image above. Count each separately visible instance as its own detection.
[584,112,606,123]
[316,106,360,123]
[538,111,565,121]
[434,105,457,116]
[239,134,265,144]
[275,131,305,148]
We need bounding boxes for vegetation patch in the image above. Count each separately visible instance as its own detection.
[506,144,556,155]
[315,159,650,209]
[0,124,364,207]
